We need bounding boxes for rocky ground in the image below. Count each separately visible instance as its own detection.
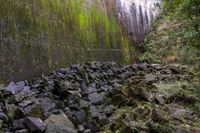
[0,62,199,133]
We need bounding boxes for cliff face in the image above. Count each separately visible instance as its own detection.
[116,0,161,45]
[0,0,160,83]
[0,0,128,82]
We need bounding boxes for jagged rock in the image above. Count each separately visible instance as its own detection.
[130,86,153,102]
[104,105,115,116]
[89,105,99,118]
[155,94,165,105]
[6,104,21,120]
[14,88,31,103]
[56,80,73,91]
[79,99,90,109]
[64,107,73,118]
[6,81,26,95]
[98,113,109,126]
[13,118,25,130]
[45,113,77,133]
[71,109,86,125]
[172,109,190,122]
[0,62,198,132]
[88,92,104,105]
[24,117,46,132]
[22,104,44,119]
[100,86,108,92]
[39,98,56,117]
[81,84,97,95]
[18,100,34,108]
[0,84,6,90]
[83,129,92,133]
[0,112,8,122]
[68,90,82,97]
[78,125,85,132]
[145,74,157,81]
[15,129,29,133]
[83,121,100,133]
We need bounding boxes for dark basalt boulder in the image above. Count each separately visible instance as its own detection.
[0,62,196,133]
[45,113,77,133]
[88,92,104,105]
[24,117,46,132]
[15,129,29,133]
[13,118,26,130]
[6,81,25,95]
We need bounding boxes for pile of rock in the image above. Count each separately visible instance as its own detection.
[0,62,192,133]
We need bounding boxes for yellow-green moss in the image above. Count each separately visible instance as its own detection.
[0,0,132,82]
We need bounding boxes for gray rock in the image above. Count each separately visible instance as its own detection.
[14,88,32,102]
[6,104,19,121]
[83,129,92,133]
[0,84,6,91]
[15,129,29,133]
[78,125,85,132]
[89,105,99,118]
[98,113,109,126]
[45,113,77,133]
[18,100,33,108]
[155,94,165,105]
[79,100,90,108]
[6,81,26,95]
[22,104,44,119]
[39,98,56,117]
[81,84,97,95]
[88,93,104,105]
[24,117,46,132]
[100,86,108,92]
[13,118,25,130]
[104,105,115,115]
[145,74,157,81]
[64,107,73,118]
[0,112,8,122]
[72,109,86,124]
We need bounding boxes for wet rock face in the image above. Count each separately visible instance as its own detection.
[116,0,161,45]
[0,62,196,132]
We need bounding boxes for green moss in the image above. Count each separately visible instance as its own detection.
[0,0,128,49]
[27,104,45,120]
[0,0,133,82]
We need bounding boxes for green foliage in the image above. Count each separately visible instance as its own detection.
[179,0,200,18]
[143,0,200,63]
[162,0,183,15]
[164,0,200,51]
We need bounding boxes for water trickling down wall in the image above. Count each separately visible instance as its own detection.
[0,0,160,83]
[116,0,161,46]
[0,0,131,83]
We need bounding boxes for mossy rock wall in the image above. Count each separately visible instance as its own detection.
[0,0,133,83]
